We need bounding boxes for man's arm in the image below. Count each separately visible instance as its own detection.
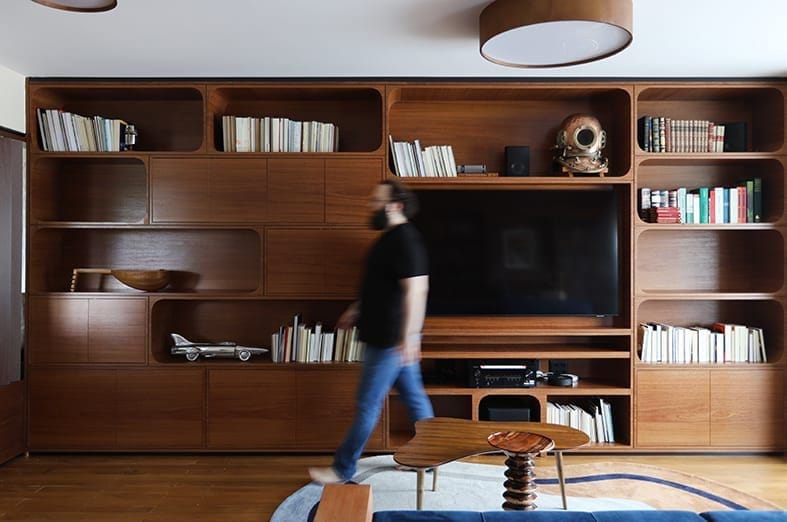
[337,301,360,330]
[399,275,429,365]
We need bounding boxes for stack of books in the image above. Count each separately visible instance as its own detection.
[222,116,339,152]
[270,313,365,363]
[37,108,133,152]
[647,206,681,224]
[639,179,762,224]
[547,399,615,444]
[389,136,457,177]
[640,322,766,364]
[638,116,728,153]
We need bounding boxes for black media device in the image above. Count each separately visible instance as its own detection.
[413,189,620,316]
[468,360,538,388]
[480,397,532,422]
[547,373,575,387]
[504,146,530,176]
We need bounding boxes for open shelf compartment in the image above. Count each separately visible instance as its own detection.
[30,228,261,293]
[635,157,784,225]
[636,229,784,293]
[546,395,631,447]
[29,84,205,152]
[31,156,148,224]
[388,394,473,447]
[636,299,785,364]
[388,85,632,177]
[150,298,351,364]
[207,84,384,153]
[636,85,785,153]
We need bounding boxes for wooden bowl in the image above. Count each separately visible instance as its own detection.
[111,269,170,291]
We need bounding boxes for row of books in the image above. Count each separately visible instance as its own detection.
[221,116,339,153]
[638,116,731,153]
[270,314,365,363]
[639,322,767,364]
[389,136,458,177]
[547,399,615,444]
[36,108,133,152]
[639,179,762,224]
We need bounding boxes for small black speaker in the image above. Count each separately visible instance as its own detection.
[723,122,747,152]
[504,146,530,177]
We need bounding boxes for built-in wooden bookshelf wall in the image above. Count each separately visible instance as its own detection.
[25,79,785,453]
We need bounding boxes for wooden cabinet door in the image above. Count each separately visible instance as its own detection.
[267,228,375,297]
[267,159,325,223]
[29,297,88,364]
[296,367,385,450]
[88,298,147,363]
[28,368,116,449]
[711,369,785,448]
[635,370,710,447]
[151,158,267,222]
[324,229,376,296]
[151,158,212,223]
[207,368,297,448]
[29,297,146,364]
[326,159,382,224]
[116,369,205,448]
[266,228,325,295]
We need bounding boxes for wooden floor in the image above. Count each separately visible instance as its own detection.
[0,453,784,520]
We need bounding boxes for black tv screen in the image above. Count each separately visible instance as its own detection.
[412,189,620,316]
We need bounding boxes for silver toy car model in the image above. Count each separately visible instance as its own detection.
[170,333,268,362]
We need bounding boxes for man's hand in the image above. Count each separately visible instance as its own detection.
[399,332,422,365]
[337,301,360,330]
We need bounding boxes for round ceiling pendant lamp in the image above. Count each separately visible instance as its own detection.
[480,0,633,68]
[31,0,117,12]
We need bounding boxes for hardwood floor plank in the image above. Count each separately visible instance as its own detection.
[0,453,783,520]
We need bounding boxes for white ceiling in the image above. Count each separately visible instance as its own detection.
[1,0,786,78]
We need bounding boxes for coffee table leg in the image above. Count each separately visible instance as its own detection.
[432,467,438,492]
[501,453,539,510]
[555,451,567,510]
[417,469,424,510]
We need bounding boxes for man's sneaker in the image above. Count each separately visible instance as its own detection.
[308,466,345,484]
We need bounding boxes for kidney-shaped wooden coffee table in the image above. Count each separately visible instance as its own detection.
[393,417,590,510]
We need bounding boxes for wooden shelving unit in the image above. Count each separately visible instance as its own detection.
[24,78,785,454]
[633,82,786,451]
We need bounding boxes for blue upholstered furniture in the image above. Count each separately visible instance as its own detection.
[372,510,787,522]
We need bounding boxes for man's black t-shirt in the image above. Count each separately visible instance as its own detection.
[357,222,428,348]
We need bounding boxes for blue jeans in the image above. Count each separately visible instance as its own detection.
[333,345,434,480]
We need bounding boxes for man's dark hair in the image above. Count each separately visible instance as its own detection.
[382,179,419,218]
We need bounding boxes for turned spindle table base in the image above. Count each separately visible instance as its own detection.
[488,431,555,511]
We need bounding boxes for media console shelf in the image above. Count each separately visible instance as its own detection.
[25,78,785,453]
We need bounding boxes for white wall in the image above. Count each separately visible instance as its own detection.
[0,64,25,134]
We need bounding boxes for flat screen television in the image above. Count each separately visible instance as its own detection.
[411,189,620,316]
